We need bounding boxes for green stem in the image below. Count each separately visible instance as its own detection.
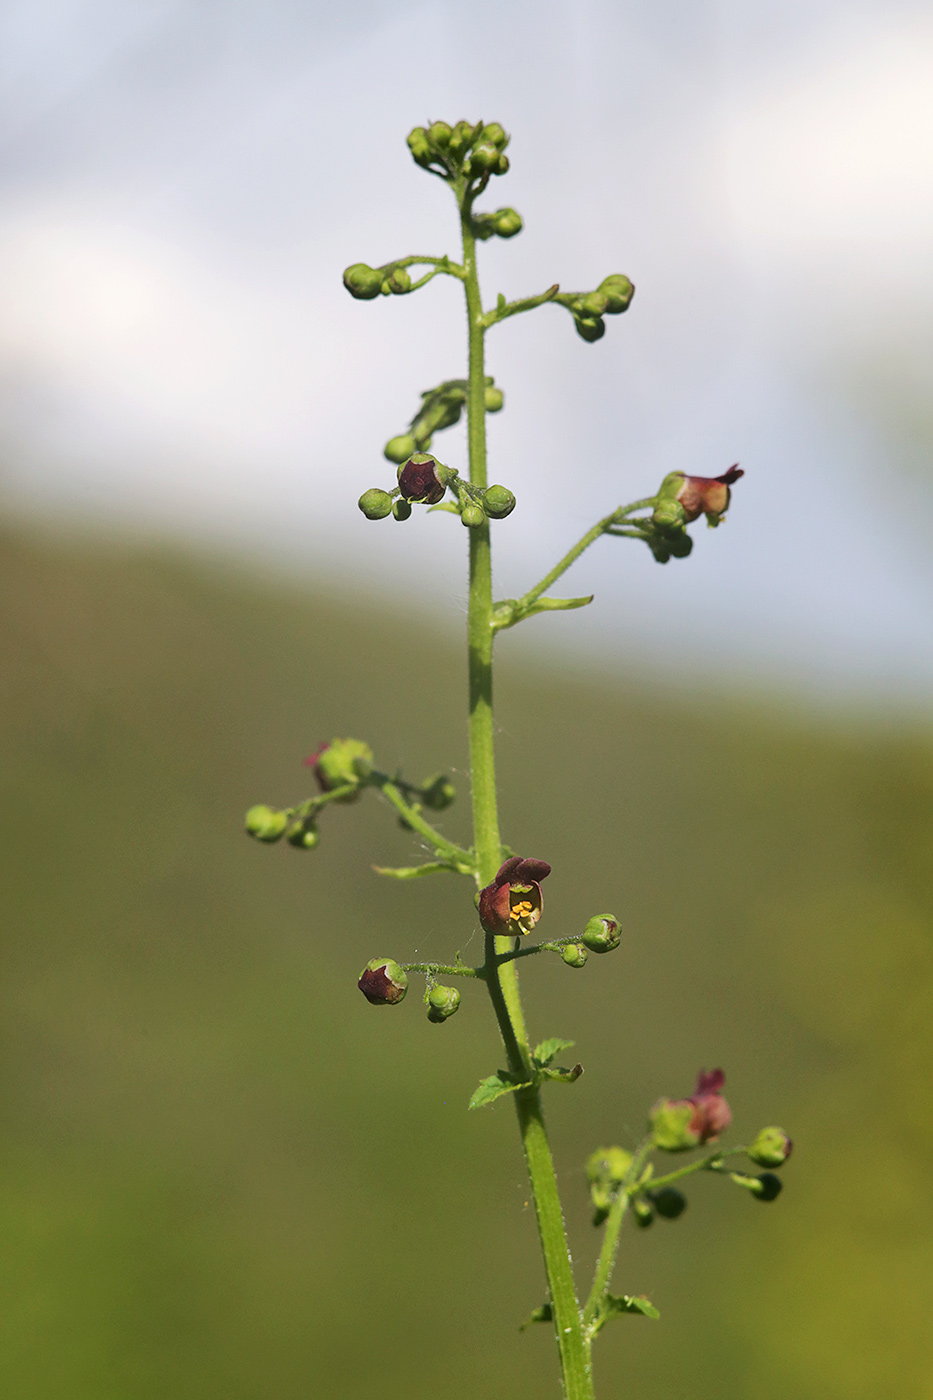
[401,961,484,979]
[645,1147,743,1193]
[460,191,595,1400]
[375,778,473,866]
[582,1140,653,1331]
[515,499,657,612]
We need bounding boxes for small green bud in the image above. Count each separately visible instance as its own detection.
[427,120,452,150]
[666,530,693,558]
[342,263,383,300]
[651,1187,687,1220]
[482,485,516,519]
[747,1127,793,1169]
[312,738,373,791]
[495,152,510,175]
[461,504,486,528]
[579,291,609,317]
[286,819,320,849]
[587,1146,633,1187]
[632,1198,655,1228]
[560,942,589,968]
[599,274,635,314]
[384,434,417,464]
[358,488,393,520]
[448,120,475,156]
[392,499,412,521]
[652,498,687,531]
[470,141,500,172]
[385,267,411,295]
[358,958,408,1005]
[407,126,433,167]
[244,804,288,843]
[729,1171,783,1202]
[574,314,605,342]
[427,984,461,1023]
[649,1099,698,1152]
[580,914,621,954]
[484,385,505,412]
[479,122,508,149]
[420,773,456,811]
[492,206,522,237]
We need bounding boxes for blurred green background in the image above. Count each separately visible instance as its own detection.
[2,517,931,1400]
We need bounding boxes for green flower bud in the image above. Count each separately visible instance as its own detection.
[448,120,475,156]
[342,263,383,300]
[747,1127,793,1169]
[407,126,433,167]
[560,942,589,968]
[358,488,393,520]
[484,385,505,412]
[309,738,373,792]
[461,504,486,528]
[579,291,609,317]
[392,499,412,521]
[651,1187,687,1220]
[495,152,510,175]
[244,804,288,843]
[574,314,605,342]
[666,530,693,558]
[632,1198,655,1228]
[483,485,516,519]
[479,122,508,149]
[384,434,417,464]
[587,1146,633,1187]
[580,914,621,954]
[492,207,523,237]
[385,267,411,295]
[729,1171,783,1202]
[420,774,456,810]
[427,120,452,150]
[286,819,320,850]
[652,498,687,531]
[358,958,408,1005]
[598,274,635,314]
[427,984,461,1023]
[649,1100,698,1152]
[470,141,500,172]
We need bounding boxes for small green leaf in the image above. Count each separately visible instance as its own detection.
[532,1038,575,1067]
[607,1294,660,1321]
[524,594,594,617]
[372,861,457,879]
[541,1062,583,1084]
[497,292,507,310]
[519,1303,552,1331]
[469,1072,532,1110]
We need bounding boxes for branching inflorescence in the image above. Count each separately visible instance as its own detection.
[246,119,788,1400]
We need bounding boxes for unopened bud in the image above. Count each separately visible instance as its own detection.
[461,504,486,528]
[632,1198,655,1228]
[358,958,408,1005]
[581,914,621,954]
[579,291,609,317]
[747,1127,793,1169]
[406,126,432,167]
[651,1187,687,1220]
[598,274,635,314]
[308,738,373,792]
[392,499,412,521]
[427,120,452,150]
[420,774,456,810]
[587,1146,633,1187]
[478,122,508,149]
[729,1171,783,1202]
[667,531,693,559]
[483,485,516,519]
[427,984,461,1023]
[649,1100,699,1152]
[470,141,500,172]
[343,263,383,300]
[384,434,417,464]
[561,942,588,968]
[574,314,605,342]
[398,453,449,504]
[286,819,320,850]
[358,488,393,520]
[385,267,411,295]
[245,804,288,842]
[484,385,505,412]
[492,207,522,237]
[495,153,510,175]
[652,498,686,532]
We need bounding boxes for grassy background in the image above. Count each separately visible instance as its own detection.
[1,519,931,1399]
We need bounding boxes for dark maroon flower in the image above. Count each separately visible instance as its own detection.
[676,465,744,523]
[687,1068,732,1141]
[478,856,551,937]
[358,958,408,1005]
[398,453,447,504]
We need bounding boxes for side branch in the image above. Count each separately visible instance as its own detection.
[373,775,475,870]
[479,284,560,328]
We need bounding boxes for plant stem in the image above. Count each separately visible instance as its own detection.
[515,499,657,612]
[460,193,595,1400]
[582,1140,653,1331]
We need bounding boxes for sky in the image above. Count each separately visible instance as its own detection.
[1,0,932,700]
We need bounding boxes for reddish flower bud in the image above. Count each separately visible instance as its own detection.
[675,464,743,525]
[650,1068,732,1151]
[358,958,408,1005]
[304,738,373,799]
[397,453,449,504]
[478,856,551,937]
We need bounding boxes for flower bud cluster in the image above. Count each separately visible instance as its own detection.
[643,465,744,562]
[343,262,412,300]
[471,206,523,241]
[244,737,378,855]
[587,1145,633,1225]
[383,376,503,462]
[360,450,517,532]
[406,120,511,184]
[650,1069,732,1151]
[558,275,635,342]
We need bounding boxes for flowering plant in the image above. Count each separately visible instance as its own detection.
[246,119,788,1399]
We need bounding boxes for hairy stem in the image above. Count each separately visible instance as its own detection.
[582,1140,653,1331]
[460,191,595,1400]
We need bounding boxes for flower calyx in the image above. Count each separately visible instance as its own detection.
[650,1068,733,1152]
[426,983,461,1023]
[478,855,551,937]
[358,958,409,1005]
[747,1126,793,1169]
[580,914,621,954]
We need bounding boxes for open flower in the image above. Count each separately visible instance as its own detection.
[675,465,743,524]
[397,453,448,504]
[478,856,551,936]
[650,1067,732,1151]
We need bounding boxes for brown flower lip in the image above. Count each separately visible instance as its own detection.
[478,856,551,937]
[676,464,744,522]
[398,455,446,504]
